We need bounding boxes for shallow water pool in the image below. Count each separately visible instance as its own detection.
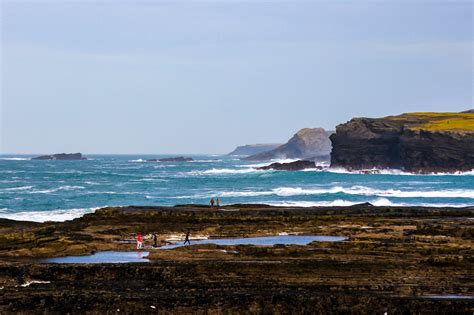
[44,235,346,263]
[44,251,149,264]
[160,235,347,249]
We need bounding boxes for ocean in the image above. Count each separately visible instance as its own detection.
[0,154,473,222]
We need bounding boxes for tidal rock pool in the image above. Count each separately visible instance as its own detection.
[160,235,347,249]
[44,235,346,263]
[44,251,149,264]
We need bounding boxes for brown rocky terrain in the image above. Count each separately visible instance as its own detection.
[0,204,473,313]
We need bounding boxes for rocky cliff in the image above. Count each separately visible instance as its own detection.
[227,144,282,156]
[330,111,474,173]
[244,128,332,161]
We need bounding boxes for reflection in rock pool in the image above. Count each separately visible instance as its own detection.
[161,235,347,249]
[44,235,346,264]
[45,251,149,264]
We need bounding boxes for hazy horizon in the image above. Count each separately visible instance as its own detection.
[1,1,472,154]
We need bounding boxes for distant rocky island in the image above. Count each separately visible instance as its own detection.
[147,156,193,162]
[227,144,282,156]
[32,153,87,161]
[257,160,318,171]
[243,128,333,161]
[330,111,474,173]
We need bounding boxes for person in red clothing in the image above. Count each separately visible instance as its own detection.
[136,232,143,249]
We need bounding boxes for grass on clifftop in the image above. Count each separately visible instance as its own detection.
[391,112,474,132]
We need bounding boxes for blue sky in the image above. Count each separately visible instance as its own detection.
[1,0,472,154]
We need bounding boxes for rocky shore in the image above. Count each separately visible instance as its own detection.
[0,204,473,313]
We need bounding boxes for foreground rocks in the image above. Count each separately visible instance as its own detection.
[244,128,333,161]
[31,153,87,160]
[257,160,317,171]
[0,204,473,313]
[330,111,474,173]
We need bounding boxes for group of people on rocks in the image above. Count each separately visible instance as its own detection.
[135,199,222,249]
[136,230,191,249]
[210,197,221,208]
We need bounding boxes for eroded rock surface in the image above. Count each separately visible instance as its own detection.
[0,204,472,313]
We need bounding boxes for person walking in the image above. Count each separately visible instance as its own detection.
[184,230,191,245]
[152,233,158,248]
[216,198,221,207]
[137,232,143,250]
[210,198,215,208]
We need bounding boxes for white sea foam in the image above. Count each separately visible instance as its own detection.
[0,207,101,222]
[0,157,31,161]
[266,198,472,208]
[3,185,34,191]
[190,159,222,163]
[185,168,263,176]
[30,185,85,194]
[215,186,474,199]
[128,159,147,163]
[327,167,474,176]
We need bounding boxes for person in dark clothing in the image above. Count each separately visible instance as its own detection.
[210,198,215,208]
[184,230,191,245]
[152,233,158,248]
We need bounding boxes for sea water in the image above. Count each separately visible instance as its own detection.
[0,154,473,222]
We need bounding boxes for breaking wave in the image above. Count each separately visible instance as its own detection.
[265,198,472,208]
[0,157,31,161]
[216,186,474,198]
[29,186,85,194]
[185,168,263,176]
[0,207,101,222]
[328,167,474,176]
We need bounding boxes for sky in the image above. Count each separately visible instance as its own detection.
[1,0,472,154]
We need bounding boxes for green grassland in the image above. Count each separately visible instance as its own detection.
[386,112,474,132]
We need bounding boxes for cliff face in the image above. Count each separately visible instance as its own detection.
[244,128,332,161]
[330,112,474,173]
[227,144,282,156]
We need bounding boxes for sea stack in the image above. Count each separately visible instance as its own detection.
[243,128,333,161]
[227,144,282,156]
[330,111,474,173]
